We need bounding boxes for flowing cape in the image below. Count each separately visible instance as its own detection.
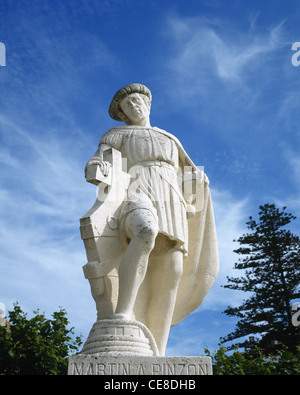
[131,128,219,325]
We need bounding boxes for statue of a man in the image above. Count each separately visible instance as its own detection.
[82,84,219,355]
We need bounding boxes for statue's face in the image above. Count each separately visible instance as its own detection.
[119,93,150,125]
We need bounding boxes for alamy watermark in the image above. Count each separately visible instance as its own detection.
[291,42,300,67]
[95,161,206,214]
[0,302,6,326]
[0,42,6,66]
[292,302,300,327]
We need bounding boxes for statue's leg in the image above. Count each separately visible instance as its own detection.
[147,238,184,355]
[113,208,158,319]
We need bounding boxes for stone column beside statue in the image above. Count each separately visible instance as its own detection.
[68,84,219,375]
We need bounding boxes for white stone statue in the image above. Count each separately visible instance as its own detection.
[80,84,219,356]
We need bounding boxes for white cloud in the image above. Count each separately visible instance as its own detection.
[164,14,286,100]
[213,22,284,82]
[0,114,97,337]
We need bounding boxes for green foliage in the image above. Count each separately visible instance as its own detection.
[222,204,300,351]
[0,303,82,375]
[204,344,300,375]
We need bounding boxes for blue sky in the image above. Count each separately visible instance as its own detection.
[0,0,299,356]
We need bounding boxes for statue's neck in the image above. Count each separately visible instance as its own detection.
[125,118,151,127]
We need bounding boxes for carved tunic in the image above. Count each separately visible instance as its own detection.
[99,126,188,253]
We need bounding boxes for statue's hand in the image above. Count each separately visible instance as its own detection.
[85,159,111,178]
[98,161,111,177]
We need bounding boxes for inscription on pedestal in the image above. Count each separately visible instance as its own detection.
[68,355,212,375]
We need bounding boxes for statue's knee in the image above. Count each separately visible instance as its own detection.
[125,209,158,249]
[136,223,158,248]
[164,251,183,283]
[172,259,183,282]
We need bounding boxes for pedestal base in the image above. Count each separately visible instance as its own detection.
[68,355,212,375]
[81,318,159,356]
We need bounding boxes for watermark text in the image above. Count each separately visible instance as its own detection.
[292,302,300,327]
[291,42,300,67]
[0,42,5,66]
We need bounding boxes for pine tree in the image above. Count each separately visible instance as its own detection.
[222,204,300,352]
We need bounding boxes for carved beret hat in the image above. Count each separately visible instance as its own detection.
[109,83,152,121]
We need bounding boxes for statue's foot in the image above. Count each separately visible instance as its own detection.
[110,313,131,320]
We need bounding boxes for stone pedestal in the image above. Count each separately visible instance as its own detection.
[68,355,212,375]
[80,318,159,356]
[68,354,212,376]
[71,317,213,376]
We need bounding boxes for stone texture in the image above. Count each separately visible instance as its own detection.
[68,355,212,375]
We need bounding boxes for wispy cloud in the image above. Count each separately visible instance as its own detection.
[213,21,285,82]
[0,2,120,338]
[163,14,286,102]
[0,113,95,335]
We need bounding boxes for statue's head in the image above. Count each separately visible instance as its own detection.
[109,83,152,126]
